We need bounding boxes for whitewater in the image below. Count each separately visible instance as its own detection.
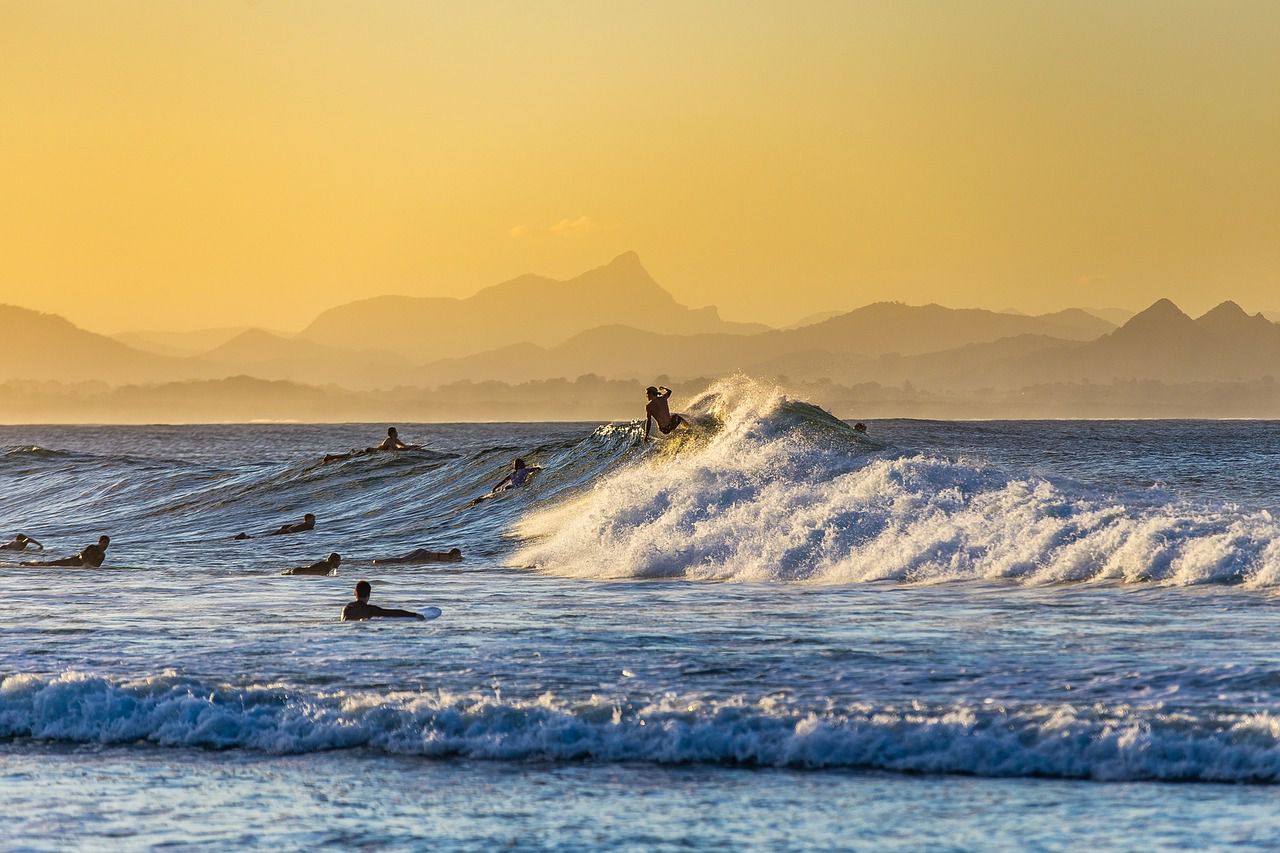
[3,378,1280,849]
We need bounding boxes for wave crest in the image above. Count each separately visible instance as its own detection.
[4,670,1279,782]
[514,378,1280,586]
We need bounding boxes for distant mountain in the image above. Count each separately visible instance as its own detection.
[1014,300,1280,384]
[297,252,767,362]
[114,327,270,357]
[1080,306,1136,327]
[0,305,204,383]
[765,303,1113,357]
[418,303,1115,384]
[197,329,417,388]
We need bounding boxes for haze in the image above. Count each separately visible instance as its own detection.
[3,0,1278,334]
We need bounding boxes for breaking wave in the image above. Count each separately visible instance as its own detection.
[515,377,1280,587]
[3,670,1278,782]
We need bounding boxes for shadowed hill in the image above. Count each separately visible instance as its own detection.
[297,252,766,362]
[1014,300,1280,383]
[197,329,419,388]
[0,305,210,383]
[417,303,1115,384]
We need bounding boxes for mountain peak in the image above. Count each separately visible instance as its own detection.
[606,250,642,269]
[1197,300,1248,321]
[1122,298,1191,326]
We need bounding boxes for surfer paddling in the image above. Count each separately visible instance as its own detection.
[1,533,43,552]
[341,580,428,621]
[373,547,463,564]
[282,552,340,576]
[643,385,687,442]
[24,535,109,568]
[236,513,316,539]
[323,427,424,463]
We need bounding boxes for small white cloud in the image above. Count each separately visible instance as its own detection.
[548,216,600,238]
[508,224,530,239]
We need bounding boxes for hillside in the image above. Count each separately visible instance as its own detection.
[297,252,766,362]
[0,305,206,383]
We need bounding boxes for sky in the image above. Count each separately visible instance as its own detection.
[2,0,1278,333]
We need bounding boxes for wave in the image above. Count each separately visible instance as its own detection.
[3,670,1278,782]
[514,377,1280,587]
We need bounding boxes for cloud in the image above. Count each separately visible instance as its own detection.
[548,216,601,238]
[508,224,530,239]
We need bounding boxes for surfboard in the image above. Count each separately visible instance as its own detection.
[422,606,442,620]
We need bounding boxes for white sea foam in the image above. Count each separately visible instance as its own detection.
[3,670,1279,782]
[514,377,1280,587]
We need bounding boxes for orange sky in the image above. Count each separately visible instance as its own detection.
[2,0,1278,332]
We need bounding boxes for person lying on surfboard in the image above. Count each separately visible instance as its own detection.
[372,546,463,564]
[24,535,109,568]
[643,385,686,442]
[282,552,341,576]
[341,580,428,621]
[236,513,316,539]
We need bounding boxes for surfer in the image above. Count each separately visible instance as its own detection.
[470,458,541,505]
[377,427,411,451]
[373,547,463,565]
[341,580,428,621]
[643,385,686,442]
[323,427,421,463]
[235,513,316,539]
[0,533,43,552]
[24,535,110,568]
[854,423,868,434]
[282,552,341,576]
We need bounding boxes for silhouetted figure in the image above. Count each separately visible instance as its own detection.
[341,580,426,621]
[25,535,109,568]
[377,427,410,451]
[373,547,463,565]
[282,552,341,576]
[324,428,423,463]
[643,385,686,442]
[1,533,43,552]
[854,423,868,434]
[237,513,316,539]
[470,458,543,506]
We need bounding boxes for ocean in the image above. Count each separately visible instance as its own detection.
[2,378,1279,850]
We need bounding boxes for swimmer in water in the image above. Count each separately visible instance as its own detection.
[341,580,427,621]
[854,422,867,434]
[0,533,43,552]
[643,385,686,442]
[236,513,316,539]
[24,535,109,568]
[372,547,463,565]
[282,552,340,576]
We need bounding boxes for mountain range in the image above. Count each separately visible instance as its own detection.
[5,252,1280,419]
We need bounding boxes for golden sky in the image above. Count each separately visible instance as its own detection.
[2,0,1278,332]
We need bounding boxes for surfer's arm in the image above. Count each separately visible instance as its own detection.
[29,538,43,550]
[492,475,512,492]
[643,413,653,442]
[657,386,672,399]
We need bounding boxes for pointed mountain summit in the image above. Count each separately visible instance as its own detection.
[298,252,764,362]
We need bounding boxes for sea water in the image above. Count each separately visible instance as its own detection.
[2,379,1279,850]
